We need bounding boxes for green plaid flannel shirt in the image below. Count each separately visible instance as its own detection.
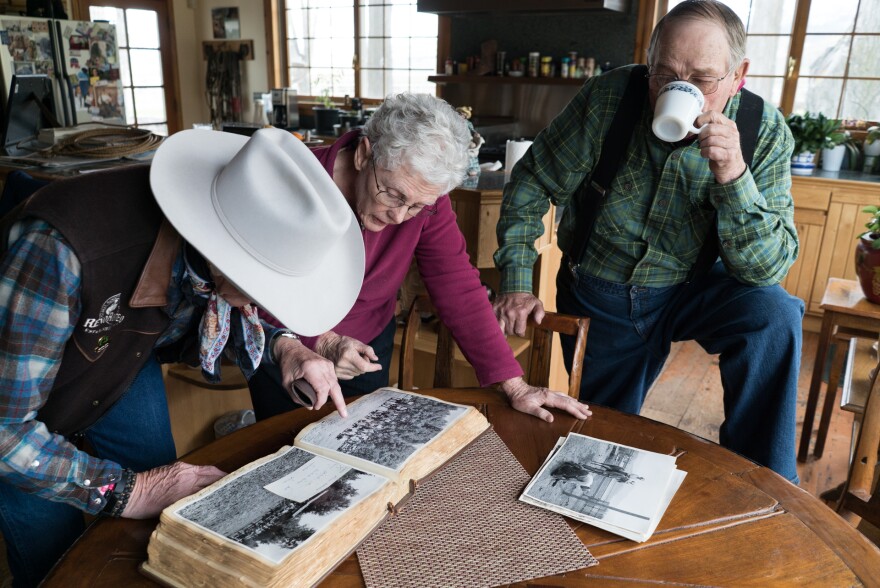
[495,65,798,293]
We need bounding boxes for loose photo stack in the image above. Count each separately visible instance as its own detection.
[520,432,687,542]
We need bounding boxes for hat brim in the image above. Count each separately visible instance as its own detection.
[150,130,364,336]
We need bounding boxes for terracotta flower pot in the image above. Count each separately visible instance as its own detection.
[856,232,880,304]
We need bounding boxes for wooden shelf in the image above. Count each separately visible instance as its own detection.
[428,75,586,86]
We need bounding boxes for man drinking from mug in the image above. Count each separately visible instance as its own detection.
[493,0,802,482]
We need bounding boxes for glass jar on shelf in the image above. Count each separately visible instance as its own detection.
[528,52,540,78]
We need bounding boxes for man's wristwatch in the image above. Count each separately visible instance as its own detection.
[270,331,299,363]
[101,468,136,517]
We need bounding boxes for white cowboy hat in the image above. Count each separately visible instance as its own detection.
[150,127,364,336]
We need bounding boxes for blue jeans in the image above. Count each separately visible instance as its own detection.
[0,354,177,588]
[556,261,804,483]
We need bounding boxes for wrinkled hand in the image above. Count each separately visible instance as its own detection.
[499,377,591,423]
[315,331,382,380]
[492,292,545,336]
[695,110,747,185]
[122,462,225,519]
[275,335,348,417]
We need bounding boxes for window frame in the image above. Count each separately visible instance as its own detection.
[73,0,182,134]
[271,0,439,105]
[636,0,880,119]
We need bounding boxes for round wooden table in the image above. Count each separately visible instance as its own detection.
[44,388,880,587]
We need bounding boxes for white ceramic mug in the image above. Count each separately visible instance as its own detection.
[652,81,706,142]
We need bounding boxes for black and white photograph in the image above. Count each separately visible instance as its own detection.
[298,388,468,471]
[521,433,685,541]
[175,446,386,564]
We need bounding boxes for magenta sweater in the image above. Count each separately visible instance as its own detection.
[294,131,523,387]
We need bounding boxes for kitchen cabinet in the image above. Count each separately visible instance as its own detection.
[448,171,555,283]
[783,174,880,332]
[418,0,629,13]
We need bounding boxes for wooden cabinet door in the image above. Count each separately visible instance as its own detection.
[782,207,827,313]
[812,188,879,315]
[783,182,831,314]
[449,188,555,269]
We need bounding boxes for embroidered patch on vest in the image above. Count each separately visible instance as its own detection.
[83,293,126,334]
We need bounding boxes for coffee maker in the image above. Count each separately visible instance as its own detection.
[271,88,299,130]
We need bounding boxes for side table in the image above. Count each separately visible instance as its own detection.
[798,278,880,462]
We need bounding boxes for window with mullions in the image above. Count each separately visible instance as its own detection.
[794,1,880,121]
[666,0,880,120]
[284,0,437,100]
[88,5,168,135]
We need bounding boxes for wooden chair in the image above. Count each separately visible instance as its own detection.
[836,353,880,529]
[397,294,589,398]
[165,360,249,390]
[799,279,880,462]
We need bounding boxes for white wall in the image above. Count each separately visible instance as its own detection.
[172,0,270,130]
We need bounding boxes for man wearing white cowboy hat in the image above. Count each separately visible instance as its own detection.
[0,127,364,587]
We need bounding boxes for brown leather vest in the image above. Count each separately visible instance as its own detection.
[9,165,179,435]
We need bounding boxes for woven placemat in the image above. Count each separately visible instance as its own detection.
[357,429,597,588]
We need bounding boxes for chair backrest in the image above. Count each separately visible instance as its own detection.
[397,294,589,398]
[526,311,589,398]
[398,295,454,391]
[836,354,880,527]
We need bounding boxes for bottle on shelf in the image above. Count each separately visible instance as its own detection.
[528,52,540,78]
[496,51,506,76]
[585,57,596,77]
[540,56,552,77]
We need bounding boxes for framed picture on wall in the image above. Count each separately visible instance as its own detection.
[211,8,240,40]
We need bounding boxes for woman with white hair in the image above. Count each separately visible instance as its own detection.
[252,92,592,424]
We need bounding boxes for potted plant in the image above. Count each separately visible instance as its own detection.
[863,126,880,173]
[856,205,880,303]
[785,112,833,175]
[313,89,340,135]
[819,118,857,172]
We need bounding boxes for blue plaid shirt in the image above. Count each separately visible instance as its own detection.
[0,219,278,513]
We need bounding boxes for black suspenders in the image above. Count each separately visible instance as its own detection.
[566,65,648,275]
[564,65,764,283]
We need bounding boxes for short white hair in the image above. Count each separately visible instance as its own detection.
[647,0,746,72]
[362,93,471,193]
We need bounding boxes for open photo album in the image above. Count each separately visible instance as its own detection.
[520,432,687,542]
[140,388,490,588]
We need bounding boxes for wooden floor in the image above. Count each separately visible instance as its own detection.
[641,330,853,500]
[0,331,865,586]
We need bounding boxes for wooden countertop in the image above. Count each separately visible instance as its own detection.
[793,168,880,186]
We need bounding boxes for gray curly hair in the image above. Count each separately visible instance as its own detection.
[647,0,747,72]
[361,93,471,194]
